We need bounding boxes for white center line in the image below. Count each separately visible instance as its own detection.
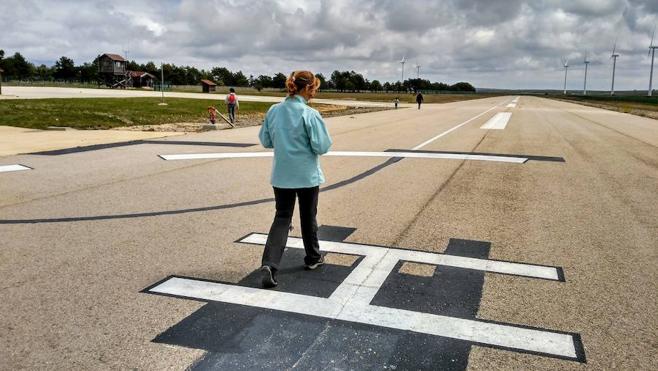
[0,164,32,173]
[159,151,527,164]
[480,112,512,130]
[411,99,510,150]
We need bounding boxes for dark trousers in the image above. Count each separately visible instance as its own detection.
[227,104,236,123]
[261,186,322,271]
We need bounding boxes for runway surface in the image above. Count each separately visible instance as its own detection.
[1,96,656,370]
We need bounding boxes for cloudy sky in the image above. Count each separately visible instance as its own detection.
[2,0,657,90]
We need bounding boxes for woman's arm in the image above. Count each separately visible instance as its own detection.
[259,110,273,148]
[305,110,333,155]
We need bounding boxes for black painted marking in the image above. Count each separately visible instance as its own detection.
[145,237,584,368]
[0,158,401,225]
[386,148,566,162]
[317,225,357,242]
[28,140,255,155]
[144,140,254,148]
[17,164,33,170]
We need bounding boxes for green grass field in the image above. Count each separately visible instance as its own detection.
[0,98,274,130]
[547,94,658,116]
[171,85,497,104]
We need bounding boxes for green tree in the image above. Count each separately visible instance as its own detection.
[54,56,76,80]
[272,73,287,89]
[450,82,475,92]
[4,52,35,80]
[211,67,233,85]
[78,62,98,82]
[232,71,249,86]
[370,80,382,91]
[35,64,52,81]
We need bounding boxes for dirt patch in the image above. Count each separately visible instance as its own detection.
[113,105,392,132]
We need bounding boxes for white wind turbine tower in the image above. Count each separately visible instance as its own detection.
[397,56,406,92]
[415,63,421,79]
[561,57,569,95]
[610,40,619,96]
[648,26,657,97]
[583,53,590,95]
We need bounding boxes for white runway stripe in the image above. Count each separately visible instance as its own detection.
[150,276,578,359]
[160,151,527,164]
[506,103,517,108]
[0,164,31,173]
[480,112,512,130]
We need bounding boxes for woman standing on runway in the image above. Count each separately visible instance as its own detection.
[258,71,333,288]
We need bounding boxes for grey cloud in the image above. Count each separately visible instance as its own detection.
[1,0,657,89]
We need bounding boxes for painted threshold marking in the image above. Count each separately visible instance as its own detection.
[481,112,512,130]
[148,233,581,361]
[0,164,32,173]
[159,151,527,164]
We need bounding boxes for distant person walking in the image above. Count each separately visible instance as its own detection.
[416,92,424,109]
[258,71,333,288]
[225,88,239,123]
[394,97,400,109]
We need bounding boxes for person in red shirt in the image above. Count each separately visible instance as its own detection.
[225,88,239,124]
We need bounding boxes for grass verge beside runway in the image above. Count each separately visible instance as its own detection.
[0,98,274,130]
[0,97,384,130]
[548,95,658,119]
[173,87,499,104]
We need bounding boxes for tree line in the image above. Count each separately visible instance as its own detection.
[0,50,475,92]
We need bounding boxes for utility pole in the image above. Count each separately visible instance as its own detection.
[159,62,167,106]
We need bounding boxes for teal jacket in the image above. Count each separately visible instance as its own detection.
[258,95,333,189]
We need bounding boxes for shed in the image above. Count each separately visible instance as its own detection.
[98,53,127,75]
[201,79,217,93]
[129,71,157,88]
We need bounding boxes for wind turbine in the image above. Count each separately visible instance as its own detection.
[583,53,590,95]
[415,63,421,79]
[648,26,657,97]
[561,57,569,95]
[400,56,406,83]
[610,40,619,96]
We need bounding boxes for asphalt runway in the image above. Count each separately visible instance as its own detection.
[1,96,656,370]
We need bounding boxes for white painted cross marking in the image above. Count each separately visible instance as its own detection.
[159,151,527,164]
[480,112,512,130]
[0,164,31,173]
[148,233,579,360]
